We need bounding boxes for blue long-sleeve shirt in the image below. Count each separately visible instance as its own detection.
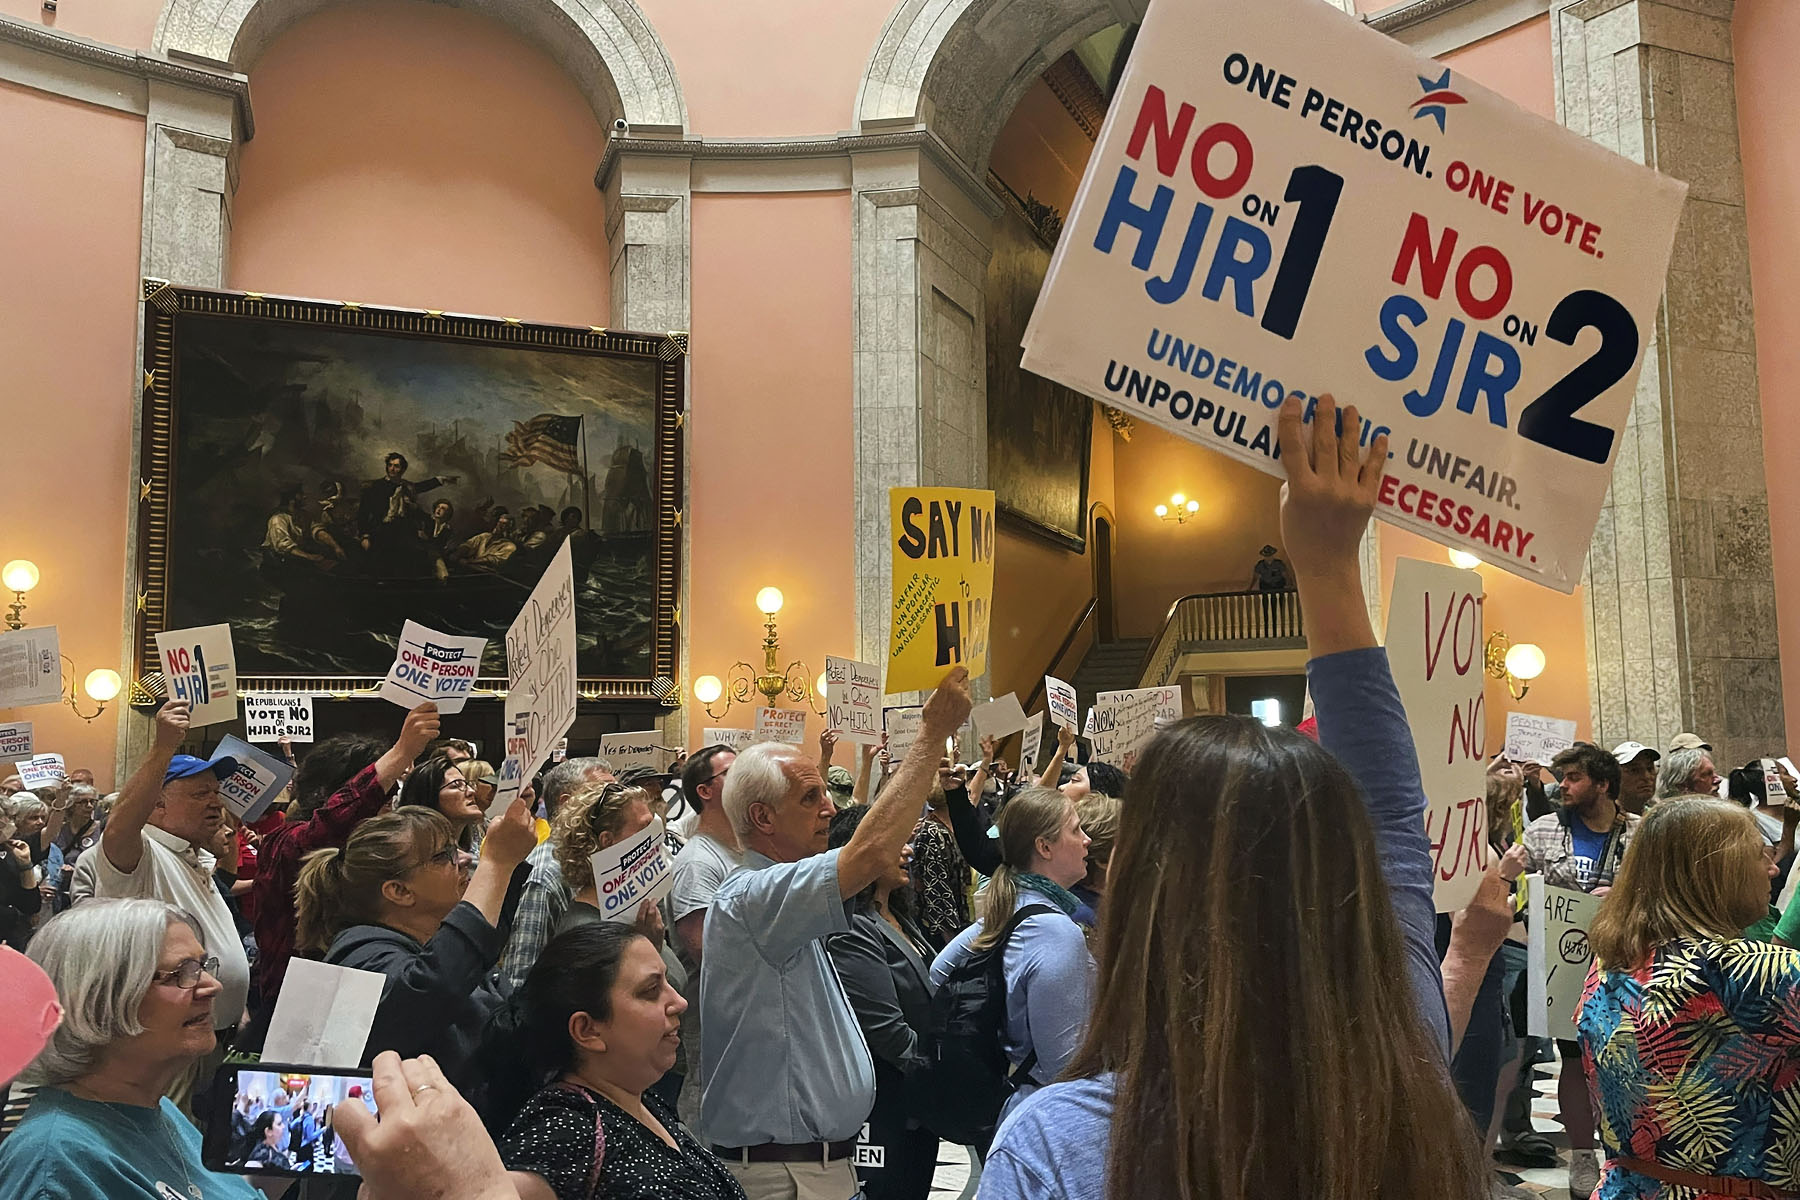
[977,645,1447,1199]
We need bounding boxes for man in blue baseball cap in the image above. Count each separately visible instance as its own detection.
[73,698,248,1109]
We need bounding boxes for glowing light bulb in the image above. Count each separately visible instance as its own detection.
[816,672,829,700]
[1448,550,1483,570]
[1170,493,1186,507]
[1504,643,1546,681]
[84,669,122,702]
[1185,499,1199,513]
[755,587,784,616]
[694,675,724,704]
[1154,505,1168,518]
[2,560,39,593]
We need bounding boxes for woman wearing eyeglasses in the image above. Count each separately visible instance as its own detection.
[294,795,537,1091]
[0,898,262,1199]
[399,756,490,856]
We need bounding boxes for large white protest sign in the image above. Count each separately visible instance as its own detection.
[1020,0,1686,592]
[497,544,578,803]
[970,693,1030,742]
[1503,712,1576,766]
[1045,676,1079,731]
[589,816,675,923]
[17,754,64,791]
[754,707,807,746]
[380,621,485,715]
[210,735,296,823]
[264,959,386,1069]
[702,728,755,753]
[884,705,924,764]
[0,723,31,761]
[242,693,314,743]
[1386,558,1489,911]
[0,626,61,708]
[826,656,882,746]
[600,729,671,772]
[156,624,238,726]
[1526,878,1601,1040]
[1090,686,1183,771]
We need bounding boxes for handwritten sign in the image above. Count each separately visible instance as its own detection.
[1526,878,1601,1040]
[0,626,60,708]
[970,693,1029,741]
[1018,715,1045,779]
[1090,685,1182,772]
[702,728,755,753]
[17,754,64,791]
[887,487,996,693]
[380,621,485,715]
[589,815,675,923]
[1045,676,1079,731]
[754,707,807,746]
[1019,0,1686,592]
[826,656,882,746]
[0,723,31,761]
[210,735,295,823]
[242,693,313,743]
[497,543,578,803]
[884,705,924,765]
[1386,558,1489,912]
[600,729,670,772]
[1502,712,1576,766]
[156,624,238,726]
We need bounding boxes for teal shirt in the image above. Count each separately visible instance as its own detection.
[0,1087,260,1200]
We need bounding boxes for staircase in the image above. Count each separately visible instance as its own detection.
[1069,638,1151,718]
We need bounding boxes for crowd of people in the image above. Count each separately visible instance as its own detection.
[2,393,1799,1200]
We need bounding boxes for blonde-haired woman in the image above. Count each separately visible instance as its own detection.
[928,785,1093,1124]
[1580,796,1800,1199]
[551,781,665,943]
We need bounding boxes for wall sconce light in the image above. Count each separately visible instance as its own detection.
[1448,550,1483,570]
[1485,631,1545,700]
[1155,493,1200,525]
[3,559,38,630]
[66,663,122,723]
[692,586,826,721]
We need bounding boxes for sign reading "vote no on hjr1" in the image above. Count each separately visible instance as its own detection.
[1021,0,1686,592]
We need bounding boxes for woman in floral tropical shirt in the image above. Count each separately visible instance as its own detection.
[1579,796,1800,1200]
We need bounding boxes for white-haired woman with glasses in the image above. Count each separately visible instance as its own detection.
[0,898,261,1199]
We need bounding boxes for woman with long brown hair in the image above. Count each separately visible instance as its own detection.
[978,396,1488,1200]
[1579,797,1800,1199]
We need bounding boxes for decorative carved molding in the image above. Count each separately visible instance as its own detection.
[1042,50,1107,141]
[1366,0,1487,33]
[0,13,253,136]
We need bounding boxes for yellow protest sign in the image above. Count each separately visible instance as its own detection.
[887,487,995,693]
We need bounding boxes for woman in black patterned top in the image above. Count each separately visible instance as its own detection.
[475,923,745,1200]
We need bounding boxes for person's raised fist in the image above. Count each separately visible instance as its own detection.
[921,666,972,737]
[154,700,191,749]
[395,703,441,764]
[480,795,537,868]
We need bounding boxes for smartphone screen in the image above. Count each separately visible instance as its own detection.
[202,1062,377,1179]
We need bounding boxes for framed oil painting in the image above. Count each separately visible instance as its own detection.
[986,201,1093,552]
[135,282,684,703]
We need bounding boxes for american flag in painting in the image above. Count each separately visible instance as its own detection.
[502,413,583,473]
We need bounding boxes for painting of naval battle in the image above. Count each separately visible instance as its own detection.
[136,284,683,697]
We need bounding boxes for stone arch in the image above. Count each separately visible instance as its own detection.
[155,0,687,133]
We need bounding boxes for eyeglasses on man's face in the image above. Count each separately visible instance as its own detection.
[153,955,220,990]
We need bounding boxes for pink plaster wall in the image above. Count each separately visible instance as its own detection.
[682,192,855,753]
[1736,0,1800,751]
[1441,15,1555,121]
[229,0,611,325]
[0,0,159,58]
[0,83,146,787]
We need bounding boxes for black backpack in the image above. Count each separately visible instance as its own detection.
[919,903,1057,1150]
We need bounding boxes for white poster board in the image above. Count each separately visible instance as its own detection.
[600,729,671,772]
[1090,685,1182,771]
[156,623,238,727]
[1018,0,1687,592]
[702,728,755,753]
[754,707,807,746]
[588,816,675,923]
[17,754,64,791]
[1385,558,1490,912]
[1045,676,1079,731]
[970,692,1030,741]
[0,723,31,761]
[242,693,314,743]
[1526,877,1602,1040]
[1503,712,1577,765]
[380,620,485,715]
[884,705,924,765]
[263,960,385,1069]
[497,543,578,803]
[210,735,296,823]
[825,656,883,746]
[0,626,61,708]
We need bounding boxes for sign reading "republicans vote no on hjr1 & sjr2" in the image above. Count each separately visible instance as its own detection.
[1021,0,1686,592]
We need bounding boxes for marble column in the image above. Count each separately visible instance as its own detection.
[1554,0,1782,769]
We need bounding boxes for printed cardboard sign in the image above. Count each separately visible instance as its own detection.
[380,620,485,715]
[702,728,755,753]
[884,706,924,765]
[1386,558,1489,912]
[1526,878,1601,1040]
[210,735,296,823]
[1090,685,1182,771]
[754,707,808,746]
[0,627,61,709]
[0,723,31,761]
[1502,712,1576,766]
[1018,715,1045,779]
[826,656,882,746]
[17,754,64,791]
[242,693,314,743]
[1045,676,1079,731]
[156,623,238,727]
[600,729,670,772]
[1763,759,1789,801]
[588,816,675,924]
[887,487,996,693]
[497,544,578,803]
[1019,0,1687,591]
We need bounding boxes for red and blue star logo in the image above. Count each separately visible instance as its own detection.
[1411,68,1467,132]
